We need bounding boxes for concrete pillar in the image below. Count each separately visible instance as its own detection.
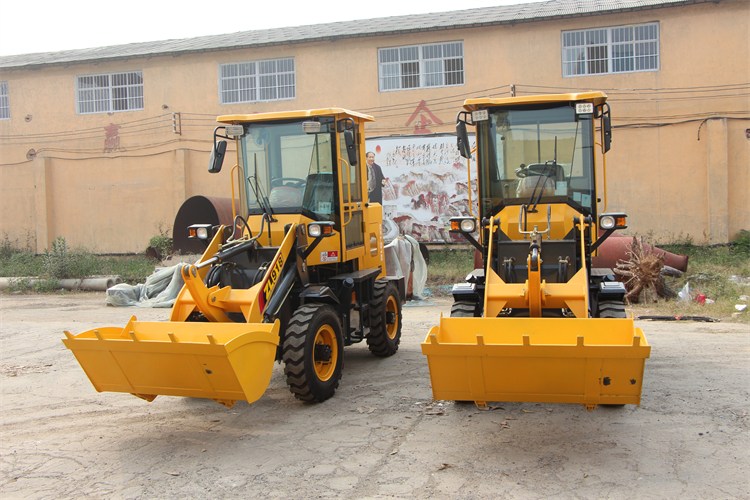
[33,157,53,254]
[172,148,187,217]
[707,118,729,244]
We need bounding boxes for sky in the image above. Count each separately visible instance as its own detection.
[0,0,532,57]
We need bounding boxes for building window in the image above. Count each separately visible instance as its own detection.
[562,23,659,77]
[76,71,144,114]
[378,41,464,92]
[0,82,8,120]
[219,58,295,104]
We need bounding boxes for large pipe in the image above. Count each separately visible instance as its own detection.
[472,236,688,273]
[0,276,122,291]
[592,235,689,272]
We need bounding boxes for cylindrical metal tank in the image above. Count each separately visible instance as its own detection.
[172,196,237,255]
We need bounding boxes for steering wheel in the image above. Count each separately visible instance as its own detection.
[515,163,554,178]
[270,177,306,189]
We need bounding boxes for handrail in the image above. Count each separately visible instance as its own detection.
[577,217,590,319]
[595,140,608,214]
[339,158,353,226]
[483,215,496,315]
[467,146,479,244]
[230,164,239,221]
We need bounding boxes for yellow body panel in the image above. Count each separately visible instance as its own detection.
[422,316,650,410]
[63,319,279,408]
[463,92,608,111]
[217,108,374,124]
[498,204,581,240]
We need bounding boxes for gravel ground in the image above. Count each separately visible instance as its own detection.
[1,293,748,499]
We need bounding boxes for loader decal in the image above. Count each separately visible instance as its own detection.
[259,252,285,313]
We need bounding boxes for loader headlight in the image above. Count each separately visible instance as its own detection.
[600,216,616,230]
[450,217,477,233]
[308,224,322,238]
[307,222,335,238]
[188,224,213,240]
[599,213,627,230]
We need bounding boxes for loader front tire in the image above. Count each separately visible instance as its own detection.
[367,280,402,357]
[597,300,627,318]
[450,301,478,317]
[282,304,344,402]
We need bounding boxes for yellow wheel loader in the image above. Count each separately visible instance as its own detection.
[63,108,404,407]
[421,93,650,411]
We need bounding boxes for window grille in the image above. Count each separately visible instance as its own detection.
[0,82,8,120]
[378,41,464,92]
[76,71,143,114]
[220,58,295,104]
[562,23,659,77]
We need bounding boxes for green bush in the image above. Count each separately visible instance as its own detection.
[148,223,173,259]
[731,229,750,255]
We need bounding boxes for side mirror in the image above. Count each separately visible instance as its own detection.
[208,140,227,173]
[602,115,612,153]
[456,121,471,159]
[344,130,358,166]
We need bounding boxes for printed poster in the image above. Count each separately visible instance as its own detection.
[365,134,478,243]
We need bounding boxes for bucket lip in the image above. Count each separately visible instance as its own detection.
[64,320,281,352]
[423,317,649,348]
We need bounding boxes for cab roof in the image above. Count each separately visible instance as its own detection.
[217,107,374,124]
[463,92,608,111]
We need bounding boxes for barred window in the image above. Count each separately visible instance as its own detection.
[76,71,143,114]
[0,82,8,120]
[562,23,659,77]
[220,58,295,104]
[378,41,464,92]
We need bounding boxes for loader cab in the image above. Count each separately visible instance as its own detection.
[238,117,338,223]
[213,109,375,263]
[461,98,605,222]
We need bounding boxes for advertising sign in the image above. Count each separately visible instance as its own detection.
[365,134,477,243]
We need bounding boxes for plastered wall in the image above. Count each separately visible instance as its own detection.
[0,1,747,253]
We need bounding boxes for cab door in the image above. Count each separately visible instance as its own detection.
[337,119,365,260]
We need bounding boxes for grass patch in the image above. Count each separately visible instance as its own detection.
[1,234,157,291]
[426,240,749,321]
[426,248,475,295]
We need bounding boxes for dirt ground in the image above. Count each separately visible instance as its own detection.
[1,293,748,500]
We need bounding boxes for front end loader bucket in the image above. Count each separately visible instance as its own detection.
[421,316,650,410]
[63,317,280,407]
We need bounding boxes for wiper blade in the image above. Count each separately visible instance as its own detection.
[247,153,277,224]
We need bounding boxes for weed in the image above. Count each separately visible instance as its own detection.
[426,248,475,294]
[3,251,43,277]
[33,278,61,293]
[42,237,73,279]
[731,229,750,255]
[149,222,173,260]
[6,277,32,293]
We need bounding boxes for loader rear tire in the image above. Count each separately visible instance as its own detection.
[450,301,478,317]
[597,300,627,318]
[367,280,402,357]
[282,304,344,402]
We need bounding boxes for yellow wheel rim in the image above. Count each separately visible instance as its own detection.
[313,324,337,381]
[386,295,399,340]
